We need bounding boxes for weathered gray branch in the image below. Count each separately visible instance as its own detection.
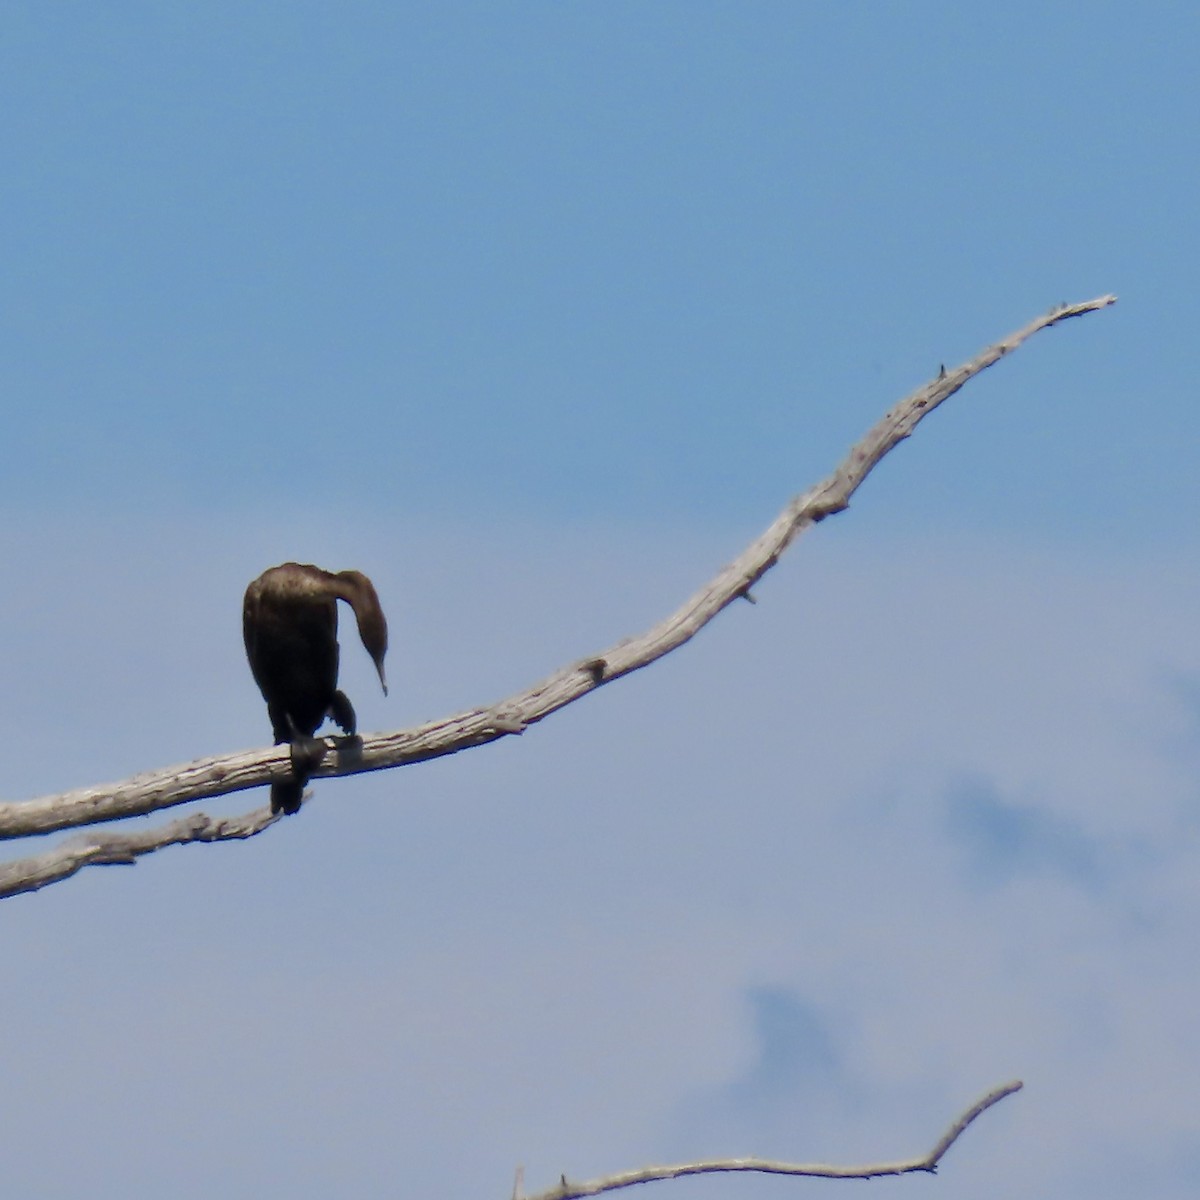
[0,296,1116,898]
[520,1080,1024,1198]
[0,807,279,899]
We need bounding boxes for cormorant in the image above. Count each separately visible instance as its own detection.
[243,562,389,814]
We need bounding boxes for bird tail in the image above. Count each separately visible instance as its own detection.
[270,778,305,816]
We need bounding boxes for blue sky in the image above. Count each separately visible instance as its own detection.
[3,5,1199,1199]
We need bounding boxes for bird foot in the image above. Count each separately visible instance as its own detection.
[330,732,364,768]
[329,690,358,736]
[289,736,329,778]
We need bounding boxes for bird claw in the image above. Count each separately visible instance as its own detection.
[289,736,328,778]
[329,690,358,736]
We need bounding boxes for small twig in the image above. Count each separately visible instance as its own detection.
[0,297,1116,873]
[526,1080,1023,1199]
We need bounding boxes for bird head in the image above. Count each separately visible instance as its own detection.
[336,570,389,695]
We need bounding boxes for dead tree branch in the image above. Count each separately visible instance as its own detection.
[521,1080,1024,1198]
[0,296,1116,898]
[0,808,279,899]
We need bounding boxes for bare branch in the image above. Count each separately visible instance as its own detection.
[525,1080,1024,1199]
[0,296,1116,851]
[0,806,278,899]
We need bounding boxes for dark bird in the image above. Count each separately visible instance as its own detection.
[243,562,389,814]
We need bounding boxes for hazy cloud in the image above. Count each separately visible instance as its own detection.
[727,985,843,1105]
[946,777,1109,890]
